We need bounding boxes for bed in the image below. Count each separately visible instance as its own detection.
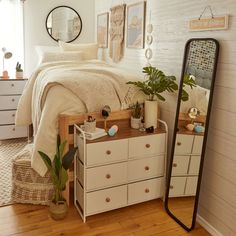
[15,59,144,179]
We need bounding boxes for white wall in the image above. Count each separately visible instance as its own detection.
[24,0,95,77]
[95,0,236,235]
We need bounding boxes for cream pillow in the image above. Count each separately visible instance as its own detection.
[59,41,98,60]
[40,51,84,64]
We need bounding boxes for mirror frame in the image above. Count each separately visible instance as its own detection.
[164,38,219,231]
[45,5,83,43]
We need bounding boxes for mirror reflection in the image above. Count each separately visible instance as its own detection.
[46,6,82,43]
[166,39,219,231]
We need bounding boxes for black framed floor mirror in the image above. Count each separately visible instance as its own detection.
[165,38,219,231]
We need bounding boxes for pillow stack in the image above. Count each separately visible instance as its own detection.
[58,41,98,60]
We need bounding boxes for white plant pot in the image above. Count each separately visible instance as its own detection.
[130,116,141,129]
[144,100,158,129]
[16,71,23,79]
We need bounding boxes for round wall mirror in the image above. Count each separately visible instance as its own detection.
[45,6,82,43]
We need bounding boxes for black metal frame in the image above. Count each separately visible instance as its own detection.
[164,38,219,232]
[45,5,83,43]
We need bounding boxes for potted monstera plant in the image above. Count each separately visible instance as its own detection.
[38,135,77,220]
[127,66,196,129]
[127,66,178,128]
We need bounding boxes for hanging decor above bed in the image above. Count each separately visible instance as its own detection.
[109,4,126,63]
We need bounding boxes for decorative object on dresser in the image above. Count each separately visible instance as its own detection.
[130,101,142,129]
[74,113,168,222]
[0,79,27,140]
[127,66,178,129]
[15,62,23,79]
[1,47,12,79]
[38,135,77,220]
[165,38,219,231]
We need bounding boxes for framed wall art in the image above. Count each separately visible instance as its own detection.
[126,2,146,49]
[97,12,109,48]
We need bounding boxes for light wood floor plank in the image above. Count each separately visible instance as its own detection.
[0,200,210,236]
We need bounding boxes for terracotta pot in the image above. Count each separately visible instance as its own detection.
[49,201,68,220]
[130,116,141,129]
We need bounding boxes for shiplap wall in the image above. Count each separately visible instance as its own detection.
[95,0,236,235]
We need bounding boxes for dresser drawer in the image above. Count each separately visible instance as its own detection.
[0,110,16,125]
[128,178,163,205]
[128,156,164,182]
[86,139,128,167]
[172,155,190,176]
[129,133,165,159]
[192,136,204,154]
[174,134,194,155]
[185,176,198,196]
[86,185,127,215]
[0,80,26,95]
[0,125,27,139]
[86,162,127,191]
[169,177,186,197]
[188,155,201,175]
[0,95,21,110]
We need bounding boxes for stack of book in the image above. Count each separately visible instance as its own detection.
[81,127,107,140]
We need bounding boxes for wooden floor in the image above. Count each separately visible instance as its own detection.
[0,200,210,236]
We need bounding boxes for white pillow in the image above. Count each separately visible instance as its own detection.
[59,41,98,60]
[35,45,60,65]
[41,51,84,64]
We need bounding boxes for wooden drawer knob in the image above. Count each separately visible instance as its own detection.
[12,98,15,102]
[177,142,181,146]
[105,197,111,203]
[11,84,14,87]
[12,114,15,117]
[106,174,111,179]
[12,128,15,131]
[170,185,174,189]
[144,166,150,171]
[145,144,151,148]
[106,150,111,155]
[145,188,150,193]
[173,163,177,167]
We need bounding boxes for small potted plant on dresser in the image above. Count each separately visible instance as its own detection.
[130,101,142,129]
[15,62,23,79]
[38,135,77,220]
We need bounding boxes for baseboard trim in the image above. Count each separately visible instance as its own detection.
[197,214,223,236]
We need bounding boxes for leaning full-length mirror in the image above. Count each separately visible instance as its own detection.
[45,6,82,43]
[165,38,219,231]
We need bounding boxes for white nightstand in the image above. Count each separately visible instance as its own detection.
[0,79,28,140]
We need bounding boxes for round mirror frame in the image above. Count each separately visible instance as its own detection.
[45,5,82,43]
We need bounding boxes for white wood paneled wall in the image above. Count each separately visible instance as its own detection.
[95,0,236,235]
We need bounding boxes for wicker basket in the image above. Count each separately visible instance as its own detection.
[11,144,54,205]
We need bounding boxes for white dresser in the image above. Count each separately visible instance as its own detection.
[74,125,167,222]
[0,79,27,140]
[169,133,203,197]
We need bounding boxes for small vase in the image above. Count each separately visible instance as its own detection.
[16,71,23,79]
[49,201,68,220]
[130,116,142,129]
[144,100,158,129]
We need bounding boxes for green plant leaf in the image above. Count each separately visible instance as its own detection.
[62,147,77,170]
[38,151,52,169]
[60,167,68,191]
[59,140,67,160]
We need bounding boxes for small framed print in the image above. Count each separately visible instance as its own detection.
[97,12,109,48]
[126,2,146,49]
